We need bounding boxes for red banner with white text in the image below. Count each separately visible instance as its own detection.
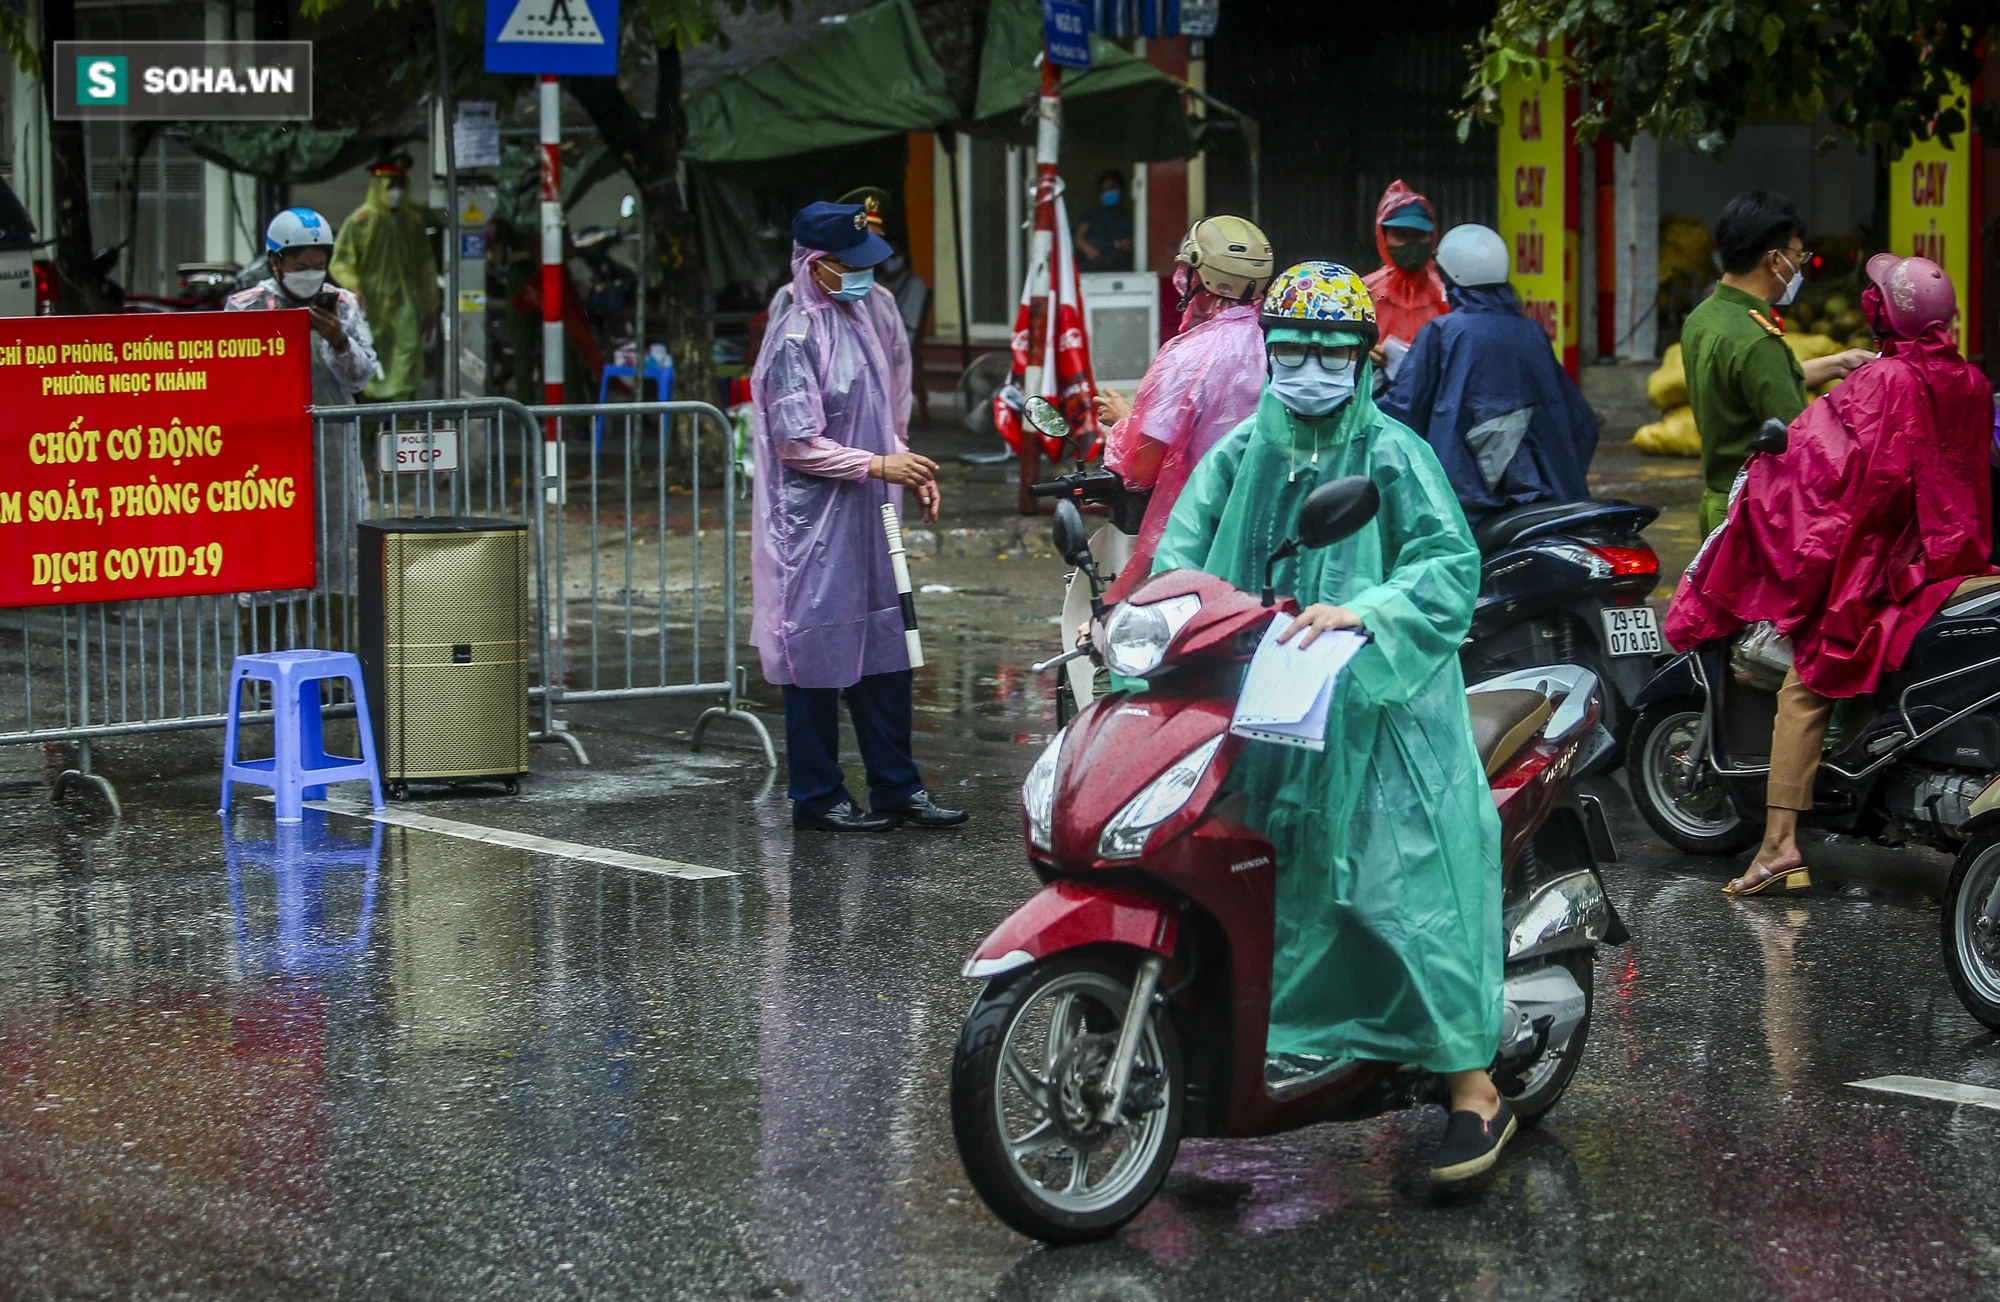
[0,310,314,608]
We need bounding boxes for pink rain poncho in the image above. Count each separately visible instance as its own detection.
[1665,284,1996,698]
[1101,270,1267,602]
[749,246,914,689]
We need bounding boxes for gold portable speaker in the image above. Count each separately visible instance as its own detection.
[359,518,529,793]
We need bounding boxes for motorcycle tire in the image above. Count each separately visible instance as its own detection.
[950,950,1183,1245]
[1627,700,1760,855]
[1503,952,1593,1128]
[1941,833,2000,1032]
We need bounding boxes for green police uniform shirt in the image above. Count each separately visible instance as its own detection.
[1681,282,1808,535]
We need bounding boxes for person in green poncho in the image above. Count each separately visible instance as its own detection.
[1151,261,1511,1184]
[331,158,441,401]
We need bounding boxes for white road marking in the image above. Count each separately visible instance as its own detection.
[268,795,739,880]
[1849,1075,2000,1112]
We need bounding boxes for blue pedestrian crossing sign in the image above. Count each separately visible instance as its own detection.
[485,0,619,76]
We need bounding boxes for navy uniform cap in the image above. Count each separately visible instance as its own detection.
[792,201,894,268]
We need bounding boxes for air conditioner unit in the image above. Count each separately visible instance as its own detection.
[1080,271,1160,390]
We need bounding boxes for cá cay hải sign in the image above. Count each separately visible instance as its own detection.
[0,310,314,608]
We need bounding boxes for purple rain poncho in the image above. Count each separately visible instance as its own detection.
[749,245,915,689]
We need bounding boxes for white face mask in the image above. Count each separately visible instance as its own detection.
[1269,363,1356,417]
[281,269,327,301]
[1774,250,1804,306]
[385,186,406,209]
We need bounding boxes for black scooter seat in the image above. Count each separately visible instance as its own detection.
[1473,498,1659,555]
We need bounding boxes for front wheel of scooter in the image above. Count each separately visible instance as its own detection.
[950,950,1183,1244]
[1941,833,2000,1032]
[1628,700,1760,855]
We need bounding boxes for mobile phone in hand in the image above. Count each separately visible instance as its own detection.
[311,287,339,313]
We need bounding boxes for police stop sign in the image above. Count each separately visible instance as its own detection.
[0,310,314,608]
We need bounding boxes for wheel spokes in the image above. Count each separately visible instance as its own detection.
[1007,1119,1064,1161]
[1004,1047,1051,1110]
[1064,1149,1091,1194]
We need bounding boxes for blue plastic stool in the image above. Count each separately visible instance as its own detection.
[219,650,384,823]
[594,357,675,450]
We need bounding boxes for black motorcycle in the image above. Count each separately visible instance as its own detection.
[1461,498,1663,766]
[1627,420,2000,871]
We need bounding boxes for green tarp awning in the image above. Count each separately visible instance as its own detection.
[968,0,1195,161]
[681,0,1198,167]
[681,0,958,166]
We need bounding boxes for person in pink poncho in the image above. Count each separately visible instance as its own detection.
[1094,215,1274,602]
[1666,255,1996,895]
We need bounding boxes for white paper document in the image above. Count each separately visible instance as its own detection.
[1230,617,1366,751]
[1380,335,1410,381]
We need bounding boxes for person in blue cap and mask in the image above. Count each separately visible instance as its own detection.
[749,200,969,833]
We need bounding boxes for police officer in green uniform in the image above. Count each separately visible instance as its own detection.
[1681,191,1874,536]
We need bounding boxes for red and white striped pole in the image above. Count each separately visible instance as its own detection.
[1017,55,1062,512]
[540,74,563,502]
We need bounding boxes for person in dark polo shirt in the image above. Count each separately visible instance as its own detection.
[1681,191,1873,536]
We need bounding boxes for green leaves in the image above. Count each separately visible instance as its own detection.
[1463,0,1998,153]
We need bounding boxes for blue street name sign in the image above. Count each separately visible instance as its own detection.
[485,0,619,77]
[1044,0,1092,70]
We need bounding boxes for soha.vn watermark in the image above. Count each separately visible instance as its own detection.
[54,42,312,120]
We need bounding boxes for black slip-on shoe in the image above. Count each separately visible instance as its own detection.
[1428,1098,1517,1185]
[881,790,969,828]
[794,799,899,833]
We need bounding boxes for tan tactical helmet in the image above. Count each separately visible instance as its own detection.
[1176,215,1275,302]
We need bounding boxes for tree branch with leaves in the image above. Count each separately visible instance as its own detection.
[1461,1,1997,155]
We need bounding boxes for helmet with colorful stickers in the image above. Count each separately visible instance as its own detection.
[1259,260,1377,345]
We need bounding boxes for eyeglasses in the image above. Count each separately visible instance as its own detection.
[1773,247,1814,272]
[1268,342,1359,371]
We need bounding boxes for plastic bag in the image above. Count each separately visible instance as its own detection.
[1730,621,1794,692]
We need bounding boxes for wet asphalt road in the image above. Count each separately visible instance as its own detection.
[6,548,2000,1301]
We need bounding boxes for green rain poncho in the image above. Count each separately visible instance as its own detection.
[331,175,440,401]
[1152,380,1503,1072]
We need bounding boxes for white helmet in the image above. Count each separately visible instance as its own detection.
[1435,224,1509,287]
[265,207,335,253]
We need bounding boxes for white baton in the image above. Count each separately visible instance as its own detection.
[881,502,925,669]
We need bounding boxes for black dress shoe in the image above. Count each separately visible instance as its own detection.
[882,790,969,828]
[793,799,899,832]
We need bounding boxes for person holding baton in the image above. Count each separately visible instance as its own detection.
[749,201,968,833]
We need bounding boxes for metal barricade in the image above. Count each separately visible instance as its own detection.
[1,395,770,814]
[526,399,771,765]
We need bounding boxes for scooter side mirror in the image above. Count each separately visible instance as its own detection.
[1297,476,1381,550]
[1753,417,1789,456]
[1025,395,1070,445]
[1053,498,1093,568]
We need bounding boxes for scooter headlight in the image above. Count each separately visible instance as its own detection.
[1102,594,1202,679]
[1098,735,1225,860]
[1023,727,1066,852]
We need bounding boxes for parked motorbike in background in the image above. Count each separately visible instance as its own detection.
[1460,497,1662,768]
[1025,397,1145,724]
[951,475,1627,1244]
[1626,418,2000,859]
[124,260,242,312]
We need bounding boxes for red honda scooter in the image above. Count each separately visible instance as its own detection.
[950,479,1629,1244]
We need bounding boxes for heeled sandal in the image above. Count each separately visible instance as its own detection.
[1723,862,1812,896]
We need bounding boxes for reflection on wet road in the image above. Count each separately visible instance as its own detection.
[5,554,2000,1299]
